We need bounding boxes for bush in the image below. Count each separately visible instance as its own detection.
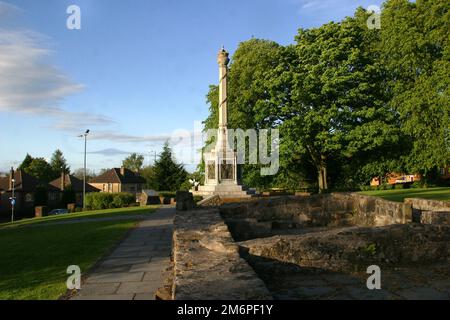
[85,192,136,210]
[193,196,203,204]
[394,183,405,189]
[159,191,176,198]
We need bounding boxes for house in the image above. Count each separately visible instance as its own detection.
[0,168,60,218]
[88,167,146,197]
[439,165,450,180]
[370,172,421,186]
[50,172,100,207]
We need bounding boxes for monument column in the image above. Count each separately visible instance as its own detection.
[217,47,230,153]
[192,47,250,198]
[218,47,229,129]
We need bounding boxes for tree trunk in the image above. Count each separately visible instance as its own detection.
[306,144,328,193]
[318,154,328,193]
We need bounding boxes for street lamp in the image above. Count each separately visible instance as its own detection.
[10,178,15,222]
[78,129,90,210]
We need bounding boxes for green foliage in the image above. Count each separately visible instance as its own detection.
[122,153,145,173]
[112,193,135,208]
[140,166,158,189]
[199,1,448,191]
[152,142,188,191]
[23,158,54,183]
[85,192,135,210]
[362,243,377,256]
[73,168,97,182]
[179,170,205,191]
[19,150,70,182]
[19,154,33,171]
[380,0,450,177]
[50,149,70,179]
[158,191,176,198]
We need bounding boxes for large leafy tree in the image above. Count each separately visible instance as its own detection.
[19,153,34,170]
[122,153,145,173]
[272,10,402,192]
[24,158,54,183]
[380,0,450,178]
[153,142,188,191]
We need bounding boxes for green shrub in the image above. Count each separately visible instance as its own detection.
[159,191,176,198]
[193,196,203,204]
[85,192,135,210]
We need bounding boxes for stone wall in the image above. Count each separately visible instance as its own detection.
[239,224,450,273]
[350,193,412,226]
[405,198,450,224]
[172,208,272,299]
[420,211,450,225]
[220,193,412,241]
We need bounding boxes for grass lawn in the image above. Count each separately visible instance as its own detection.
[0,205,158,229]
[0,206,158,300]
[359,187,450,202]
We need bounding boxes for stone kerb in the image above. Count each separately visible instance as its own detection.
[171,208,272,300]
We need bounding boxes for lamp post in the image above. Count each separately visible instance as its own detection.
[10,178,15,222]
[79,129,90,210]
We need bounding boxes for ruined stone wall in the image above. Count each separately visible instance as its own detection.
[172,208,272,299]
[405,198,450,225]
[350,193,412,226]
[220,193,412,241]
[239,224,450,273]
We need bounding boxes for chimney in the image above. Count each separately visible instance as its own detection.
[120,167,125,176]
[9,167,14,190]
[60,171,66,191]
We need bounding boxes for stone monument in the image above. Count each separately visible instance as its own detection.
[193,47,250,198]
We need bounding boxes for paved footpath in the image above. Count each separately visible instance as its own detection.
[71,206,175,300]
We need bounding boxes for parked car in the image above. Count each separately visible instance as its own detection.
[48,209,69,216]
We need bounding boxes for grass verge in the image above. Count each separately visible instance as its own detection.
[0,206,159,299]
[359,187,450,202]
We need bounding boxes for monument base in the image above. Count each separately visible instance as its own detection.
[191,184,251,199]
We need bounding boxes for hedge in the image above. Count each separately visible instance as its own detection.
[85,192,136,210]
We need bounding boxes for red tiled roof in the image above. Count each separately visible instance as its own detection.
[89,168,146,184]
[50,174,100,193]
[0,170,60,192]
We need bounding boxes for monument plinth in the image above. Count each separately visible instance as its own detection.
[193,47,250,198]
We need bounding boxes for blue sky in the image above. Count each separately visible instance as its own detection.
[0,0,383,173]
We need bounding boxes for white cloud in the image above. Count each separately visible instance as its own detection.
[0,1,21,19]
[0,3,115,131]
[90,131,172,143]
[88,148,132,156]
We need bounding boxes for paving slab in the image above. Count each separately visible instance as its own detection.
[72,206,174,300]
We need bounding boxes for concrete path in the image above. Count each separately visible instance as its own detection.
[71,206,174,300]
